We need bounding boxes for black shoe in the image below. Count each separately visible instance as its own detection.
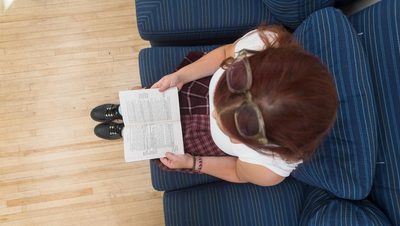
[94,122,124,140]
[90,104,122,122]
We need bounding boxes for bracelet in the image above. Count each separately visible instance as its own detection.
[192,155,196,170]
[196,156,203,173]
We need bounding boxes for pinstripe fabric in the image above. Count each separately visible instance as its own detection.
[139,46,218,88]
[349,0,400,224]
[150,159,220,191]
[163,178,306,226]
[292,8,377,200]
[300,187,391,226]
[263,0,335,30]
[135,0,276,45]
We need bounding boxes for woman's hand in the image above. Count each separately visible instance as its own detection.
[151,73,185,91]
[160,152,193,169]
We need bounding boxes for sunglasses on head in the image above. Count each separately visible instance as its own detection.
[222,49,279,147]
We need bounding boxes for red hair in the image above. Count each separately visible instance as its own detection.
[214,26,338,161]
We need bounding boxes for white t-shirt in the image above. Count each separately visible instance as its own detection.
[209,30,302,177]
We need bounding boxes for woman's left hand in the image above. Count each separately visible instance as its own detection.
[160,152,193,169]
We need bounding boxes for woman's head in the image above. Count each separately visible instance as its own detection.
[214,26,338,161]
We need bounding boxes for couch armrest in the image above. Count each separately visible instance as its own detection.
[150,160,220,191]
[138,45,219,87]
[164,178,307,226]
[135,0,275,46]
[300,187,392,226]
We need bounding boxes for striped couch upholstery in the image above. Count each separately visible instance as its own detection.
[292,7,377,200]
[139,46,217,88]
[300,187,392,226]
[136,0,400,225]
[136,0,276,46]
[349,0,400,224]
[135,0,349,45]
[263,0,335,29]
[164,178,306,226]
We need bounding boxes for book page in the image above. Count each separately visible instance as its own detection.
[122,122,184,162]
[119,88,184,162]
[119,88,181,125]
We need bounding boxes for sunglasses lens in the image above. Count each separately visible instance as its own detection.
[235,104,261,137]
[227,61,249,92]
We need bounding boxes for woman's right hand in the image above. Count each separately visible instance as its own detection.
[151,72,185,92]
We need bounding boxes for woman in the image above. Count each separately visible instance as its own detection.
[91,25,338,186]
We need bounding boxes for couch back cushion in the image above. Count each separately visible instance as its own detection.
[292,8,377,200]
[349,0,400,224]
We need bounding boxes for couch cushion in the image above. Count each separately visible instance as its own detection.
[262,0,335,30]
[135,0,276,46]
[139,46,222,191]
[139,45,218,87]
[300,187,392,226]
[292,7,377,200]
[349,0,400,224]
[149,159,220,191]
[164,178,306,226]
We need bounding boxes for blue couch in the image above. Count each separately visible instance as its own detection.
[136,0,400,225]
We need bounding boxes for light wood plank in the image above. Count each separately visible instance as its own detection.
[0,0,163,225]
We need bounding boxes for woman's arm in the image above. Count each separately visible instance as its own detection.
[160,152,285,186]
[236,160,285,186]
[152,44,235,91]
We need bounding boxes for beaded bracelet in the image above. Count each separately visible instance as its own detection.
[196,156,203,173]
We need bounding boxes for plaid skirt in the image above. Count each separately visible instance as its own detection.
[152,51,228,173]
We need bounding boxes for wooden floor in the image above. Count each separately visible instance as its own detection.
[0,1,165,225]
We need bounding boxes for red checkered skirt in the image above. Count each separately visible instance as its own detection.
[153,52,228,173]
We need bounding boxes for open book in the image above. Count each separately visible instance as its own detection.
[118,87,184,162]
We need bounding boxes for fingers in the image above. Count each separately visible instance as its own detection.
[159,80,173,92]
[151,81,161,89]
[165,152,176,159]
[158,84,167,91]
[151,79,168,91]
[151,77,167,89]
[159,152,173,169]
[159,152,187,169]
[159,157,172,168]
[151,74,180,92]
